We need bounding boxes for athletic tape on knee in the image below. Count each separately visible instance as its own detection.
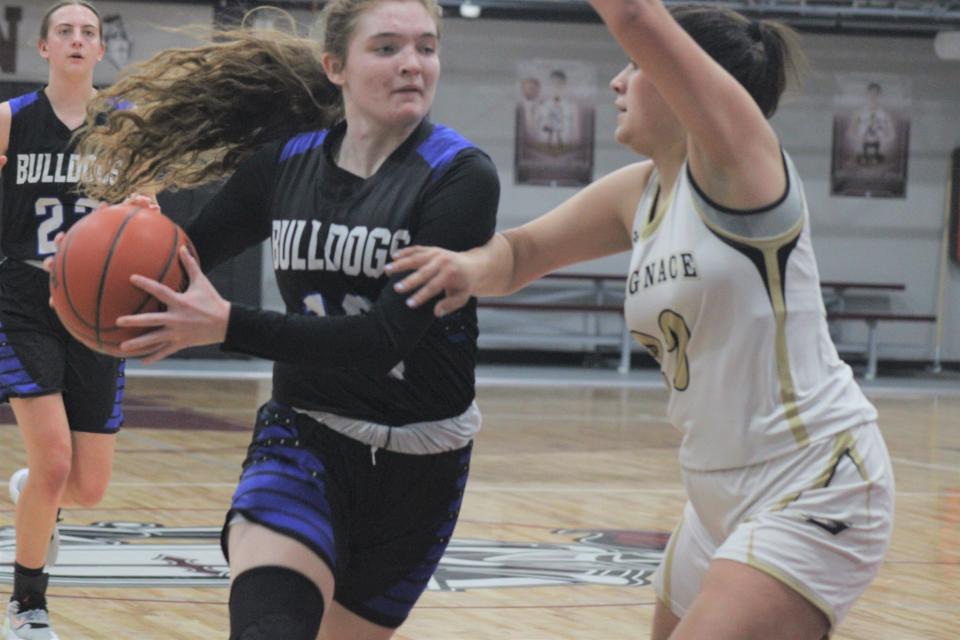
[229,566,324,640]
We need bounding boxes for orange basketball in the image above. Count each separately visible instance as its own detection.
[49,203,196,357]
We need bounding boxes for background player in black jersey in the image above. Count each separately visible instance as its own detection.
[0,3,121,639]
[75,1,498,638]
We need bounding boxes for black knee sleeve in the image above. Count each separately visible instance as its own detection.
[229,566,324,640]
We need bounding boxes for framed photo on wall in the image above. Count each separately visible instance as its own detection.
[830,74,911,198]
[514,59,596,187]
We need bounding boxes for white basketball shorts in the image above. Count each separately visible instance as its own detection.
[653,422,894,628]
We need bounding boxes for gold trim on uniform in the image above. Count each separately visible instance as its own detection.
[693,203,809,447]
[762,246,809,448]
[661,517,685,609]
[746,528,838,627]
[773,430,871,511]
[658,309,691,391]
[843,440,875,521]
[631,330,662,362]
[641,183,675,241]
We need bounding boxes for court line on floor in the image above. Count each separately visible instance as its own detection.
[97,482,238,487]
[0,590,656,609]
[482,412,671,424]
[115,447,246,454]
[125,368,271,380]
[467,487,949,496]
[100,482,683,491]
[125,360,960,394]
[0,506,229,513]
[109,405,672,423]
[891,456,960,473]
[120,405,253,414]
[477,377,664,390]
[861,385,960,398]
[7,588,959,613]
[96,482,950,497]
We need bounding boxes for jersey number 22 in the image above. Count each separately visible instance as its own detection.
[35,196,98,255]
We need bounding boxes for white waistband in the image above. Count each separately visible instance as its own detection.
[303,401,482,455]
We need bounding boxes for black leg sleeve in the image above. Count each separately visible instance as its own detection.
[229,566,324,640]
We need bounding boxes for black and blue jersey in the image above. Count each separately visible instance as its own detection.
[1,89,100,262]
[186,119,499,425]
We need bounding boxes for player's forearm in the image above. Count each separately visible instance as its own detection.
[467,231,525,297]
[496,226,570,296]
[589,0,663,33]
[223,303,417,373]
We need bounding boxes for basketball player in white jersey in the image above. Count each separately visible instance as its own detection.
[386,1,894,638]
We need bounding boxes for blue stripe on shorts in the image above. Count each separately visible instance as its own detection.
[104,359,125,432]
[0,328,43,397]
[229,411,337,570]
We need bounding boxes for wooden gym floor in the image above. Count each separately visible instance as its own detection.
[0,369,956,639]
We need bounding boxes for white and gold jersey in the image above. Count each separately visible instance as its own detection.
[624,152,877,471]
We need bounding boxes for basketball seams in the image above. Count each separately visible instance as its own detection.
[95,207,142,349]
[147,220,185,314]
[49,203,191,357]
[107,210,179,322]
[55,228,100,332]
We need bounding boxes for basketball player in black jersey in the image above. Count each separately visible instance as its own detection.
[75,1,498,638]
[0,3,121,639]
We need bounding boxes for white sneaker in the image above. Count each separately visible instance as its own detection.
[7,469,27,504]
[7,470,59,568]
[2,600,59,640]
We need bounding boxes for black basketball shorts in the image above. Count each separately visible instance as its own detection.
[0,259,124,433]
[223,401,471,628]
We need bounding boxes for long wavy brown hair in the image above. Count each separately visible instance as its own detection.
[76,26,340,202]
[77,0,443,203]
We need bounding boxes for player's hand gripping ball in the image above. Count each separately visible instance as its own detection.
[49,202,197,357]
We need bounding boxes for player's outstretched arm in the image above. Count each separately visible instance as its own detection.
[387,233,513,317]
[388,161,649,316]
[588,0,785,209]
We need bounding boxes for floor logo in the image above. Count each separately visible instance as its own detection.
[0,523,666,590]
